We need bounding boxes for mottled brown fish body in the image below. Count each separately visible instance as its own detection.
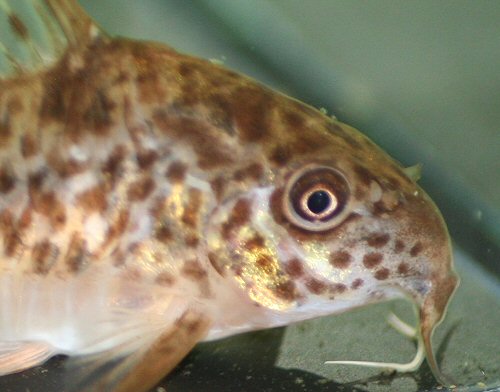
[0,3,458,390]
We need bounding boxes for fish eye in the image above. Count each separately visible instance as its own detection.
[283,165,350,231]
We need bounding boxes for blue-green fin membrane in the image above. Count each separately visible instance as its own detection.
[0,0,101,78]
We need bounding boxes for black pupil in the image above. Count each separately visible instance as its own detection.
[307,190,331,214]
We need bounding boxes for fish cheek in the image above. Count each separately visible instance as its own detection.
[206,195,301,311]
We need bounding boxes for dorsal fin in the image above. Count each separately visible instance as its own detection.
[0,0,102,79]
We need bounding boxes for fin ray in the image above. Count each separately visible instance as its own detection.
[0,341,54,375]
[66,307,211,392]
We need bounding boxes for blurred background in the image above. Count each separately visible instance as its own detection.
[2,1,499,391]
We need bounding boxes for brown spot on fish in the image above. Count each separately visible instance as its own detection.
[306,278,327,295]
[154,224,172,243]
[363,252,383,269]
[39,75,65,124]
[77,185,108,212]
[156,272,175,286]
[283,110,305,130]
[177,62,194,78]
[3,229,22,258]
[274,280,299,301]
[256,254,274,271]
[84,90,116,134]
[205,92,234,134]
[182,259,207,281]
[329,250,352,269]
[374,268,390,280]
[210,175,225,201]
[398,262,410,275]
[9,14,28,40]
[366,232,390,248]
[27,170,47,194]
[32,192,67,229]
[354,165,375,186]
[222,198,251,239]
[285,258,304,278]
[51,157,88,178]
[330,283,347,294]
[18,207,32,229]
[243,234,265,251]
[20,134,38,158]
[127,176,155,201]
[181,188,202,228]
[166,161,187,183]
[65,233,88,273]
[184,234,199,247]
[373,200,390,215]
[104,209,130,245]
[232,86,273,142]
[32,240,58,275]
[351,278,364,289]
[136,149,158,170]
[153,111,234,169]
[394,239,405,253]
[270,145,291,166]
[410,242,424,257]
[102,144,127,183]
[0,211,22,258]
[233,163,264,182]
[0,167,15,193]
[0,112,11,146]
